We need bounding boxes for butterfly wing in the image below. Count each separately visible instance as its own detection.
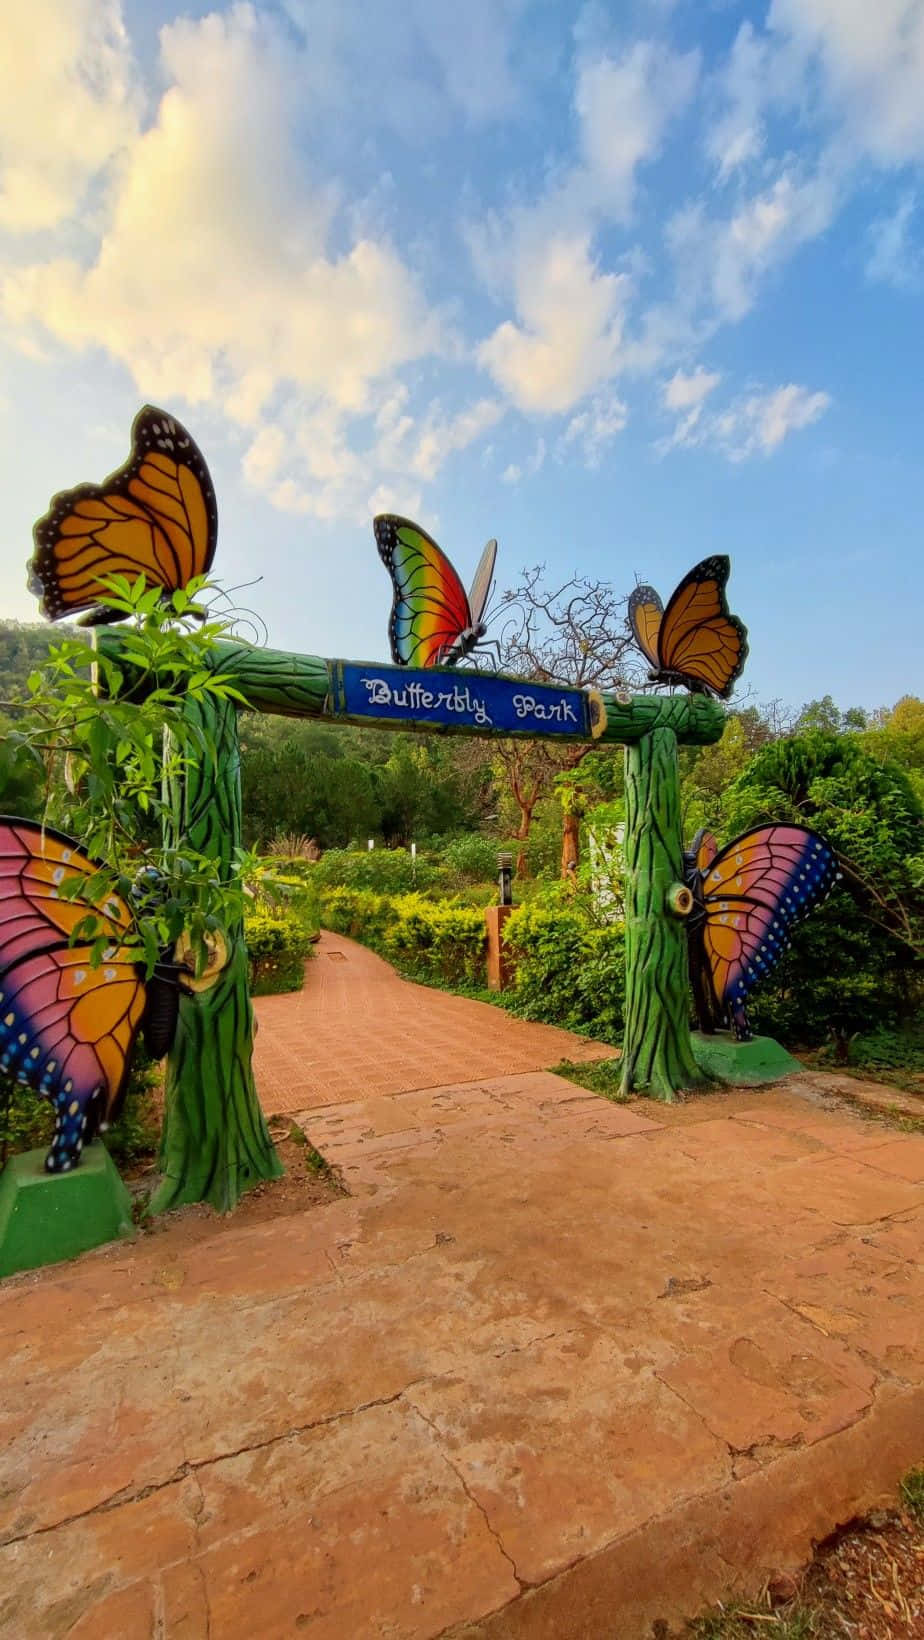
[0,819,146,1171]
[627,584,664,671]
[654,556,748,698]
[698,825,838,1031]
[467,538,497,629]
[29,406,218,625]
[374,515,473,667]
[690,828,718,875]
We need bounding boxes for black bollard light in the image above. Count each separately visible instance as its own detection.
[497,851,514,907]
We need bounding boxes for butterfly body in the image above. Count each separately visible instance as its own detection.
[628,556,748,699]
[0,819,181,1172]
[683,824,839,1041]
[29,407,217,626]
[375,515,497,669]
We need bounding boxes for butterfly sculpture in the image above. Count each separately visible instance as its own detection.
[375,514,497,668]
[0,818,181,1173]
[29,406,217,626]
[683,824,839,1042]
[627,556,748,699]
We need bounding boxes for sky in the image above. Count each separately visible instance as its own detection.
[1,0,923,713]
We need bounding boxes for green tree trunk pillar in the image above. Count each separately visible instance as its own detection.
[152,688,283,1214]
[620,725,705,1099]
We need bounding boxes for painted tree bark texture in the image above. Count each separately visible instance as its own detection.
[620,725,706,1099]
[154,674,283,1213]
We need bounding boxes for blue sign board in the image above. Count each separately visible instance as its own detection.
[328,661,604,740]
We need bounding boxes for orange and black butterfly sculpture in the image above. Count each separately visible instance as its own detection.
[29,406,217,625]
[627,556,747,699]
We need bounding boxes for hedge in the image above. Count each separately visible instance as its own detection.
[502,902,626,1041]
[320,887,485,987]
[245,907,316,995]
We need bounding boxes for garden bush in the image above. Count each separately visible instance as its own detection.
[320,886,486,987]
[311,847,444,896]
[245,906,316,995]
[503,902,626,1040]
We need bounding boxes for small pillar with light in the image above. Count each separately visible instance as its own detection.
[486,851,516,989]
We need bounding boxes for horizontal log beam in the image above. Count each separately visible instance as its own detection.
[95,635,725,748]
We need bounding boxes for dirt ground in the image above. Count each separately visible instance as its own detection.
[687,1487,924,1638]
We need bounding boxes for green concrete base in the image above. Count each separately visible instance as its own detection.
[0,1143,134,1280]
[690,1031,803,1086]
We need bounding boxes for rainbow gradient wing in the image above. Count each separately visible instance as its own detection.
[29,406,217,626]
[0,819,147,1171]
[694,825,838,1038]
[374,515,474,667]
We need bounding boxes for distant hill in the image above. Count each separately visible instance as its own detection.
[0,619,78,701]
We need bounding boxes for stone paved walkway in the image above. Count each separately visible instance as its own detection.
[1,944,923,1639]
[252,930,615,1114]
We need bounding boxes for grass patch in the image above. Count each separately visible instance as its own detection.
[550,1056,628,1102]
[688,1605,817,1639]
[900,1464,924,1521]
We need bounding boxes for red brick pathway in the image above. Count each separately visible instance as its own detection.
[252,929,615,1113]
[1,952,923,1638]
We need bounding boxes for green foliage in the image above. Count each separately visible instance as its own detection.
[503,902,626,1039]
[312,846,440,895]
[320,886,486,987]
[900,1465,924,1521]
[438,833,502,885]
[244,907,315,995]
[13,576,250,980]
[0,716,45,818]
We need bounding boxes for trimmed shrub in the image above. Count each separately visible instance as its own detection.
[245,907,315,995]
[320,886,486,988]
[503,902,626,1041]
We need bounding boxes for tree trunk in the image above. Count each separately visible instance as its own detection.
[513,801,536,878]
[620,726,705,1099]
[560,810,580,879]
[153,682,283,1213]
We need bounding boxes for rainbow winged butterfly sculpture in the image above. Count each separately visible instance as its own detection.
[375,514,498,668]
[683,824,839,1041]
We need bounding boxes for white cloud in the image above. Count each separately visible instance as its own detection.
[472,35,698,418]
[704,23,770,182]
[502,463,522,484]
[576,42,700,220]
[866,195,921,287]
[561,391,629,468]
[2,5,504,522]
[0,0,140,232]
[281,0,526,129]
[660,366,721,449]
[5,7,440,417]
[668,169,838,323]
[408,399,504,481]
[477,236,631,413]
[241,394,502,521]
[663,367,721,413]
[665,381,832,460]
[768,0,924,166]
